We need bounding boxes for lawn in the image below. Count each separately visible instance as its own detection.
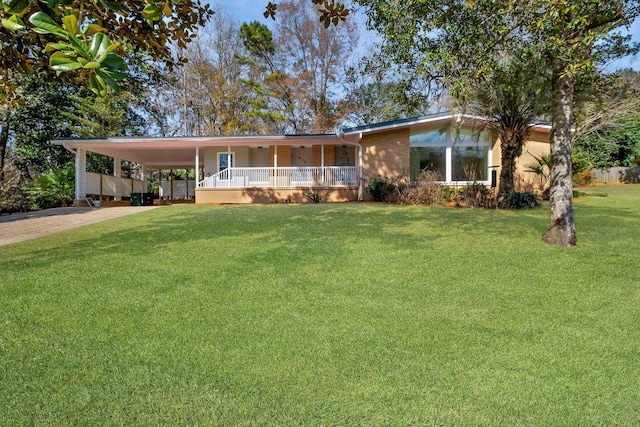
[1,185,639,425]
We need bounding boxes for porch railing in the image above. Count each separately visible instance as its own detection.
[198,166,357,189]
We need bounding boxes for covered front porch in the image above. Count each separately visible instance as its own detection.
[54,134,363,205]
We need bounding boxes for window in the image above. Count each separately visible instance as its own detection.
[410,147,446,181]
[410,126,491,183]
[452,146,488,181]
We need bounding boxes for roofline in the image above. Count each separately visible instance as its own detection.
[341,112,500,136]
[342,112,456,135]
[52,134,339,145]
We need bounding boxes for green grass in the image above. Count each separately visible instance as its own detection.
[1,185,640,426]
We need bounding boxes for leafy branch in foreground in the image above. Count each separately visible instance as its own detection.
[1,0,212,96]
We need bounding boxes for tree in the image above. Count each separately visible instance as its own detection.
[274,0,358,133]
[8,73,74,178]
[164,6,254,136]
[339,52,432,126]
[573,69,640,168]
[466,56,549,197]
[237,2,358,134]
[354,0,640,246]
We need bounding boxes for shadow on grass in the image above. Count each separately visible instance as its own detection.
[2,199,637,273]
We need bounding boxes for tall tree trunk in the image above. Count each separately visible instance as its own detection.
[498,139,518,197]
[542,57,576,247]
[0,106,9,182]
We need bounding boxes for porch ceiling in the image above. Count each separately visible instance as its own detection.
[54,134,349,168]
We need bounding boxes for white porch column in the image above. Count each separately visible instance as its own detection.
[321,144,325,187]
[274,146,278,187]
[359,144,364,201]
[445,147,452,183]
[487,148,492,185]
[75,148,86,203]
[140,165,147,188]
[195,147,200,187]
[114,157,121,201]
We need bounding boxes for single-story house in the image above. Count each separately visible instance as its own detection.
[54,112,551,205]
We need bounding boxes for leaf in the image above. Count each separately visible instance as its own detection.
[106,1,127,14]
[67,33,91,58]
[89,33,109,58]
[61,13,78,35]
[44,42,70,52]
[29,11,68,39]
[162,1,172,17]
[102,52,126,70]
[3,0,30,15]
[50,54,83,72]
[97,69,119,91]
[89,73,107,96]
[83,61,101,69]
[142,3,162,22]
[1,15,25,31]
[84,23,106,35]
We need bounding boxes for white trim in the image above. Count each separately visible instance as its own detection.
[75,149,86,201]
[113,157,121,201]
[445,147,453,183]
[195,147,200,185]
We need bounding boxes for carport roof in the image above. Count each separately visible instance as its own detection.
[53,134,350,169]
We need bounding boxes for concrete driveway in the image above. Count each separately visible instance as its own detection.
[0,206,159,247]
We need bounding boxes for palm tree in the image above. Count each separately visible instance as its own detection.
[466,58,548,198]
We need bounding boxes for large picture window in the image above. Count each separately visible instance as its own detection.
[410,127,491,183]
[452,146,489,181]
[410,147,446,180]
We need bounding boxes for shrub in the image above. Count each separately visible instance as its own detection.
[573,170,594,187]
[500,191,541,209]
[30,166,75,209]
[396,170,443,205]
[367,177,396,202]
[457,183,496,208]
[304,190,322,203]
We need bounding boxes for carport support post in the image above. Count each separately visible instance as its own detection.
[75,148,86,205]
[141,165,147,190]
[195,147,200,189]
[114,157,121,201]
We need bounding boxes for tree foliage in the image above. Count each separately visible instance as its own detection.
[1,0,212,97]
[573,69,640,168]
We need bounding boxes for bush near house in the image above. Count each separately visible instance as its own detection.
[367,177,396,202]
[500,191,541,209]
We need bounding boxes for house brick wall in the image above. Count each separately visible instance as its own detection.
[361,128,410,181]
[196,187,358,204]
[492,129,551,189]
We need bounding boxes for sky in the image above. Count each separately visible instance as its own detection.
[211,1,639,71]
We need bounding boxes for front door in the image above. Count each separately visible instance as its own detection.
[218,152,234,178]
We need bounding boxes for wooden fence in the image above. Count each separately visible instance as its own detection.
[86,172,146,199]
[590,167,640,184]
